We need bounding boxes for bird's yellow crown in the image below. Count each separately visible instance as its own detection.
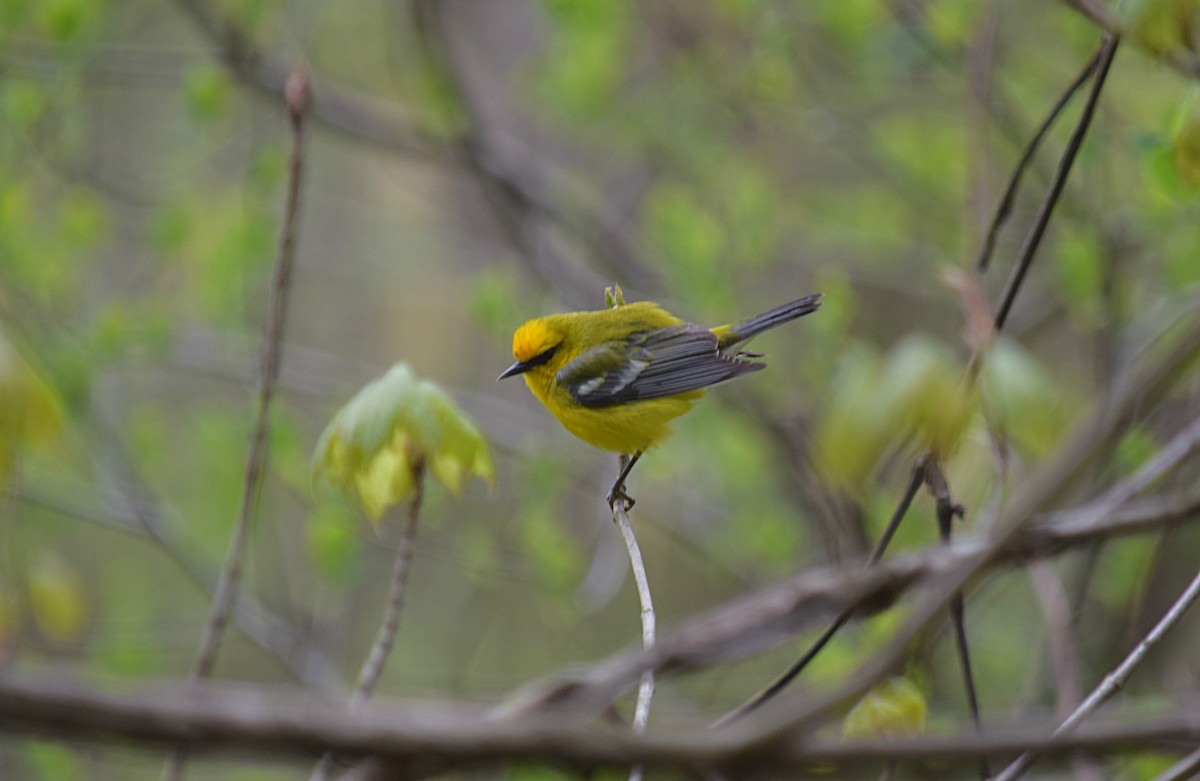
[512,318,564,364]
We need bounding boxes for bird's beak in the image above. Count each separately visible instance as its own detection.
[497,360,531,381]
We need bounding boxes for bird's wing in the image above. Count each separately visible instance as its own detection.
[557,324,764,408]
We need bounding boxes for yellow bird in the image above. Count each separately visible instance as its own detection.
[499,293,822,509]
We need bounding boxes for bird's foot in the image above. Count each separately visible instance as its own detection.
[606,484,636,513]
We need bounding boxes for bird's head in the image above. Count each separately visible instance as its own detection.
[498,317,566,381]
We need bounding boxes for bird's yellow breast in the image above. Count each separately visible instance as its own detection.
[526,372,703,454]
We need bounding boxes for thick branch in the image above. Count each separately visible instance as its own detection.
[1,675,1199,773]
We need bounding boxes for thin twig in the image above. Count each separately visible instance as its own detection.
[351,469,426,704]
[613,473,656,781]
[738,307,1200,745]
[993,34,1119,331]
[726,37,1122,719]
[711,460,925,727]
[925,459,989,781]
[164,66,310,781]
[976,43,1103,271]
[11,475,344,692]
[1151,744,1200,781]
[994,562,1200,781]
[310,460,427,781]
[1028,562,1106,781]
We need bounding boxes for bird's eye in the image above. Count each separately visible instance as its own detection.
[526,345,557,367]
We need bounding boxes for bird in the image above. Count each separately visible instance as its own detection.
[499,293,823,509]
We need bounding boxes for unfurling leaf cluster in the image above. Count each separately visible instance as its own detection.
[311,363,493,524]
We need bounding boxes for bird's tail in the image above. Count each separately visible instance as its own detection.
[717,293,823,349]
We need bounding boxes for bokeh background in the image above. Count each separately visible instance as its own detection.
[3,0,1200,778]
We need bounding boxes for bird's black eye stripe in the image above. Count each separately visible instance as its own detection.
[526,345,557,368]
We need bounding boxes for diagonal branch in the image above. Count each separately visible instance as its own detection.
[976,42,1103,271]
[993,34,1119,331]
[995,560,1200,780]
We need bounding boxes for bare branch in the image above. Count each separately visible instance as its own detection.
[167,65,311,781]
[1,674,1199,773]
[996,560,1200,780]
[311,462,427,781]
[976,42,1103,271]
[993,34,1119,332]
[186,64,310,684]
[173,0,434,155]
[9,478,343,693]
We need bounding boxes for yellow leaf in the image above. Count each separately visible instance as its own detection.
[29,553,87,644]
[1128,0,1200,56]
[0,329,64,486]
[1172,94,1200,190]
[843,676,927,739]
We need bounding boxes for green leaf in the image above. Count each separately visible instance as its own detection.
[842,676,927,739]
[151,201,193,255]
[883,335,973,454]
[183,63,233,121]
[1055,226,1105,324]
[312,363,494,524]
[1128,0,1200,56]
[814,0,886,46]
[537,0,630,119]
[58,189,109,249]
[37,0,96,43]
[981,339,1069,457]
[3,79,45,130]
[1116,427,1159,476]
[306,506,360,583]
[812,344,896,486]
[521,507,583,588]
[927,0,985,47]
[24,740,85,781]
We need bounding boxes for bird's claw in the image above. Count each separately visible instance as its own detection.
[606,485,636,512]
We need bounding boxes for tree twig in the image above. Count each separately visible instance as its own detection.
[924,458,989,780]
[976,42,1103,271]
[1151,744,1200,781]
[710,460,925,727]
[310,460,427,781]
[994,561,1200,780]
[9,475,344,693]
[728,36,1123,721]
[993,34,1119,332]
[165,66,310,781]
[612,458,656,781]
[734,307,1200,744]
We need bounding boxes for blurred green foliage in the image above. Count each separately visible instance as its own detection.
[842,675,928,739]
[2,0,1200,777]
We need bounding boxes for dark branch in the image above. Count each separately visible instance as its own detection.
[993,34,1119,331]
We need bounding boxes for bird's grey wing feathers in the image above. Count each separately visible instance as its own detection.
[558,325,763,408]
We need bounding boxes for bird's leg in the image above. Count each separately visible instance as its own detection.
[607,451,643,511]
